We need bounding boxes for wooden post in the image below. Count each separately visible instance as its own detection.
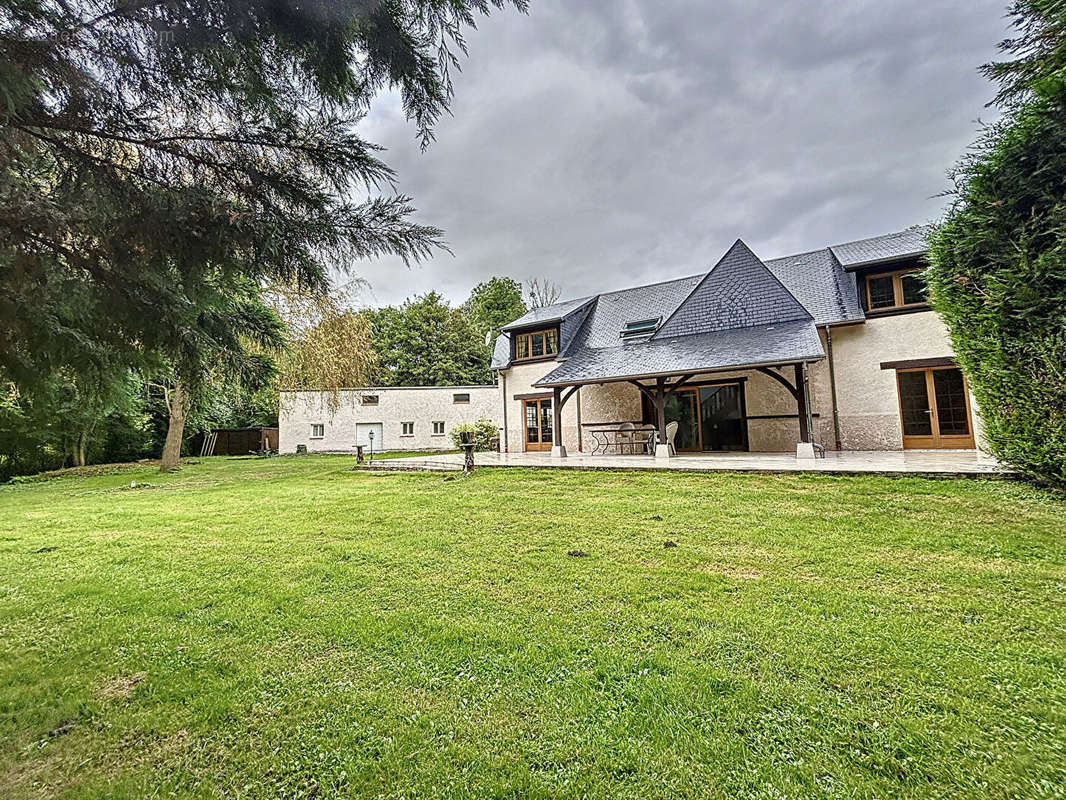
[463,444,475,474]
[551,386,566,458]
[654,377,670,457]
[794,363,810,443]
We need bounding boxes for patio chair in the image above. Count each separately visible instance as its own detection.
[618,421,635,455]
[665,421,679,455]
[636,423,656,454]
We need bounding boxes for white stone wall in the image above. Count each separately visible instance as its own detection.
[279,386,499,454]
[829,311,984,451]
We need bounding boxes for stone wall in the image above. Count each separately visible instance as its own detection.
[279,386,499,454]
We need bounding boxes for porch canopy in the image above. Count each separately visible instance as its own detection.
[533,319,826,455]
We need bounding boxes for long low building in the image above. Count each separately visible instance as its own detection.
[279,385,499,454]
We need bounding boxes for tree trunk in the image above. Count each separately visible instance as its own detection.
[160,380,191,472]
[72,431,88,467]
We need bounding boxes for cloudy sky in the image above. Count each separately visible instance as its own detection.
[353,0,1010,309]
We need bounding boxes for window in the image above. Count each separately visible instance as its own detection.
[514,329,559,361]
[310,424,325,438]
[401,422,414,436]
[452,392,470,404]
[361,394,379,405]
[866,270,928,311]
[432,421,445,435]
[620,317,661,339]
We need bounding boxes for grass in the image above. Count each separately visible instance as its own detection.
[0,455,1064,799]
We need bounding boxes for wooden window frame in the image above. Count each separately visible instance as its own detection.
[865,269,929,312]
[400,421,414,437]
[513,328,559,362]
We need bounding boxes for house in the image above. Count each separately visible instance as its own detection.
[279,385,499,454]
[491,226,982,459]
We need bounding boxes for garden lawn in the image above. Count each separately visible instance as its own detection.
[1,456,1064,799]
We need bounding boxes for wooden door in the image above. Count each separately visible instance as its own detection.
[896,367,975,449]
[523,397,553,452]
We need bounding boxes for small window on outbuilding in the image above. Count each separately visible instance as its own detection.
[453,393,470,404]
[432,421,445,435]
[401,422,414,436]
[361,394,379,405]
[310,424,325,438]
[620,317,661,338]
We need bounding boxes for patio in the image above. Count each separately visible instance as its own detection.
[367,449,1011,477]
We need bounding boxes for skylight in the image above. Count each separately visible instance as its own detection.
[620,317,660,338]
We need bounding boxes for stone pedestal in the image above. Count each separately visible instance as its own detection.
[655,443,673,459]
[550,444,568,459]
[796,441,817,460]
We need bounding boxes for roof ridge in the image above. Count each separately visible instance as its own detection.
[829,223,935,250]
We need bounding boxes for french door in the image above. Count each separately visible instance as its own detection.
[523,397,553,452]
[660,383,747,452]
[896,367,975,449]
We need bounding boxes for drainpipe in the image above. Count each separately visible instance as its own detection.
[500,371,508,453]
[824,326,843,451]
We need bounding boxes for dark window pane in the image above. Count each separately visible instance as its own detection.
[900,273,928,305]
[516,336,529,359]
[933,369,970,436]
[525,403,539,442]
[897,371,933,436]
[540,399,553,442]
[531,333,544,357]
[868,275,896,309]
[545,329,559,354]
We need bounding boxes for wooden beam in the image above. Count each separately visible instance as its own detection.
[654,377,667,446]
[627,380,658,403]
[552,386,564,447]
[664,373,698,394]
[755,366,799,400]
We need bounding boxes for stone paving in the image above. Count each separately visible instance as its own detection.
[364,449,1011,478]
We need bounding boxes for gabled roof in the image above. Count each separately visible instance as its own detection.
[536,320,825,386]
[655,240,811,338]
[830,225,933,270]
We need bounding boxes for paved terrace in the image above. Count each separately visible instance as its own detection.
[363,450,1011,478]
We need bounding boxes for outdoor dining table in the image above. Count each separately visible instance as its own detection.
[589,427,657,456]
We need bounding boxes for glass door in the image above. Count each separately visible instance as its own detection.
[523,397,553,452]
[896,367,974,449]
[664,390,700,452]
[699,384,747,451]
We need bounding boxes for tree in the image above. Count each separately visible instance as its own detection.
[927,0,1066,489]
[270,281,377,414]
[464,276,527,343]
[366,292,491,386]
[526,277,562,309]
[0,0,523,468]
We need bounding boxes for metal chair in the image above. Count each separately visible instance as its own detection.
[665,420,679,455]
[636,423,656,454]
[618,421,636,454]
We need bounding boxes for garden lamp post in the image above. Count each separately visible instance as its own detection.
[368,430,374,463]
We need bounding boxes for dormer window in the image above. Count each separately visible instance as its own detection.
[620,317,660,339]
[866,270,928,311]
[514,329,559,361]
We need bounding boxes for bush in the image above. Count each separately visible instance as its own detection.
[449,418,499,452]
[928,106,1066,489]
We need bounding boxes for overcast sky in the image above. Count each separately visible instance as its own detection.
[352,0,1010,309]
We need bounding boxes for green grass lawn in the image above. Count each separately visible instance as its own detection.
[1,456,1064,799]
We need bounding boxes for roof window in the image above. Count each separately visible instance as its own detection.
[620,317,660,339]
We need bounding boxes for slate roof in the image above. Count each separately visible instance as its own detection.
[536,320,825,386]
[655,240,812,338]
[765,248,864,325]
[491,226,928,381]
[830,225,933,269]
[501,296,594,331]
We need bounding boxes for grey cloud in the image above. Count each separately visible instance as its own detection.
[348,0,1010,308]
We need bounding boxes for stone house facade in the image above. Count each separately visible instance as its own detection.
[491,227,983,458]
